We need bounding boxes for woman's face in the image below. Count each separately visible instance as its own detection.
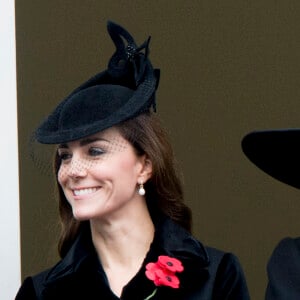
[57,127,151,221]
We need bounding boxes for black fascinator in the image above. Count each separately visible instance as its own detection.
[35,21,160,144]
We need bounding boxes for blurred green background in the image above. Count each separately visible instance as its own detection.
[15,1,300,299]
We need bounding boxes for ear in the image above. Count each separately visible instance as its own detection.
[138,155,153,183]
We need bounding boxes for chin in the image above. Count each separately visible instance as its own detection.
[72,209,96,221]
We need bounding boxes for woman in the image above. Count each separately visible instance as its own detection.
[242,129,300,299]
[16,21,249,299]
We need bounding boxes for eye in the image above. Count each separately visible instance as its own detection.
[88,147,105,156]
[57,150,72,161]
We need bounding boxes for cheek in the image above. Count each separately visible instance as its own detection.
[118,158,142,179]
[57,166,67,186]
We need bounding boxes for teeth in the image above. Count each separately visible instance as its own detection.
[73,188,98,196]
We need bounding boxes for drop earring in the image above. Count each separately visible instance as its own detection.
[138,181,146,196]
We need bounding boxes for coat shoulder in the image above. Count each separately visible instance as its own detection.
[271,236,300,256]
[206,246,244,276]
[205,246,250,300]
[15,268,52,299]
[266,236,300,299]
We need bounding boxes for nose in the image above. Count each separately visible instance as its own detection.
[67,156,89,178]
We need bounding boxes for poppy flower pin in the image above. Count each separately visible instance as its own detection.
[144,255,184,299]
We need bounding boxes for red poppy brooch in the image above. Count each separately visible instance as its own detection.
[144,255,184,299]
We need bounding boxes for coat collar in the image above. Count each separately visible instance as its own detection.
[44,226,95,285]
[151,216,210,291]
[44,216,210,289]
[154,215,209,265]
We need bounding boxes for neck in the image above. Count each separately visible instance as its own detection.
[90,201,155,269]
[90,201,155,297]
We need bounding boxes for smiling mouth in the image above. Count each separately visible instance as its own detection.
[73,187,99,196]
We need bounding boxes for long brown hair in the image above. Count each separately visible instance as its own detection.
[54,112,192,258]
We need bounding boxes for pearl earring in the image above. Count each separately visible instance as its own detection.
[138,182,146,196]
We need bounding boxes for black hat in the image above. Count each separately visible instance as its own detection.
[35,21,160,144]
[242,129,300,189]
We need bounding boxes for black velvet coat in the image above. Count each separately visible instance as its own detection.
[16,217,250,299]
[265,237,300,299]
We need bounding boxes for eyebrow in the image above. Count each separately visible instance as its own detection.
[58,137,109,149]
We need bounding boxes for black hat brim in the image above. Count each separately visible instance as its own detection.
[242,129,300,189]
